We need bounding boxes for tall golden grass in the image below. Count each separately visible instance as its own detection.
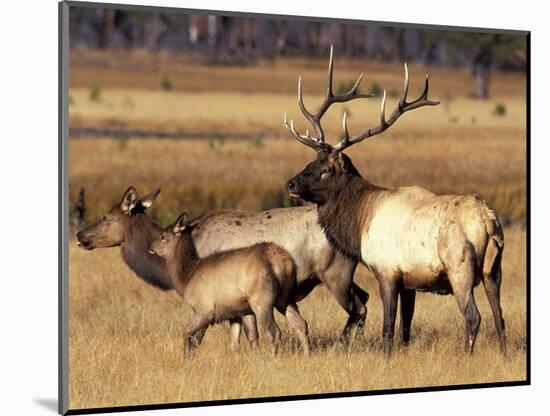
[69,226,526,409]
[68,57,527,410]
[69,131,525,225]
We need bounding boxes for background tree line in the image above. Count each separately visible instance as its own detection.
[69,7,527,98]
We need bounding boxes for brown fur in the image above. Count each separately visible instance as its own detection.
[76,187,173,290]
[187,204,367,345]
[318,175,386,261]
[149,213,310,357]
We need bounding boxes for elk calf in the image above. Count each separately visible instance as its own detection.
[149,213,310,358]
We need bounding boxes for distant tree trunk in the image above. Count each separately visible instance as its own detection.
[207,15,217,52]
[394,28,405,60]
[188,15,199,45]
[98,9,115,49]
[218,17,232,53]
[472,41,494,99]
[255,19,276,58]
[275,21,288,55]
[147,12,166,51]
[317,23,331,54]
[330,23,342,51]
[403,29,422,60]
[365,26,381,59]
[243,19,254,54]
[474,64,490,99]
[343,25,353,57]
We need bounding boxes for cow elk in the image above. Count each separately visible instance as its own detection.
[76,186,260,349]
[285,46,506,357]
[149,212,310,357]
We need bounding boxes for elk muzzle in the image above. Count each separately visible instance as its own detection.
[286,179,302,199]
[76,231,94,250]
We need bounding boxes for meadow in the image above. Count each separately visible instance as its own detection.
[68,52,527,410]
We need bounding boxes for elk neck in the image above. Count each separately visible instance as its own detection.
[317,173,386,262]
[121,213,174,290]
[169,232,201,295]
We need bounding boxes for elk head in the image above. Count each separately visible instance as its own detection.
[285,46,439,205]
[76,186,160,250]
[148,213,190,259]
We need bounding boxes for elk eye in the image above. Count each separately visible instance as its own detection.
[102,215,107,221]
[160,235,165,241]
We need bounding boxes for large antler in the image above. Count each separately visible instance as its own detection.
[283,45,375,151]
[332,62,439,152]
[284,46,440,153]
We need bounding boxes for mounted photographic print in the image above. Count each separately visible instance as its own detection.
[59,1,530,414]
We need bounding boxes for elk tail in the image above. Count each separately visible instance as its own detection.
[480,206,507,354]
[482,214,504,280]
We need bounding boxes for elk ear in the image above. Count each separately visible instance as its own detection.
[172,212,189,234]
[332,152,356,173]
[120,186,138,214]
[139,188,161,209]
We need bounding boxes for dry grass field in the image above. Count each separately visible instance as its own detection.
[69,227,526,409]
[68,52,527,410]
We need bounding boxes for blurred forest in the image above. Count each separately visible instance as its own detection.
[68,5,527,228]
[69,7,527,99]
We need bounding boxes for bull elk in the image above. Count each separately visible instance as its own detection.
[284,46,506,357]
[149,212,310,357]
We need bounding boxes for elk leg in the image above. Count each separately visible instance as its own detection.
[453,288,481,354]
[229,317,242,351]
[322,273,367,345]
[242,314,259,349]
[399,288,416,346]
[282,303,310,356]
[253,306,281,356]
[183,315,210,359]
[351,282,370,335]
[482,263,506,354]
[293,277,321,303]
[441,231,481,354]
[379,279,399,358]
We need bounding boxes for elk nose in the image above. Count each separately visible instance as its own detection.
[286,180,296,193]
[76,232,89,247]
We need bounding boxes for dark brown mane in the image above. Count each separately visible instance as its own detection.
[317,175,385,261]
[121,213,173,290]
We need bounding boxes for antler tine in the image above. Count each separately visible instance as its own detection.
[399,62,409,108]
[283,114,326,151]
[327,44,334,98]
[341,111,350,145]
[380,90,387,127]
[284,44,376,150]
[398,63,440,110]
[332,63,440,153]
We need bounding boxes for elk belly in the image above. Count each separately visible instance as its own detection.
[185,276,252,321]
[395,232,445,291]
